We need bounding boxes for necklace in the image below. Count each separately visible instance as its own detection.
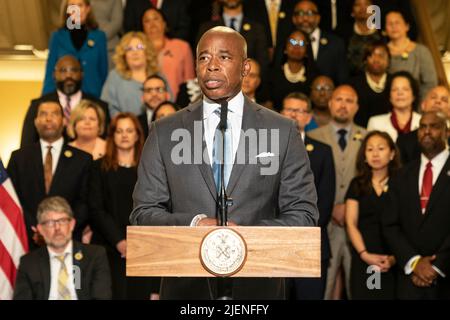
[118,162,134,168]
[389,38,410,60]
[283,63,306,83]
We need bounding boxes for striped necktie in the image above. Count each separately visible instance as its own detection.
[55,253,72,300]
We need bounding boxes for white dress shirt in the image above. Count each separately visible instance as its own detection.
[40,137,64,175]
[57,90,82,113]
[310,28,321,60]
[48,241,78,300]
[223,13,243,32]
[203,91,244,167]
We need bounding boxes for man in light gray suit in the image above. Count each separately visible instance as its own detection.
[130,26,318,300]
[308,85,367,300]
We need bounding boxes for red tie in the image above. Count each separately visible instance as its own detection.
[420,162,433,212]
[150,0,158,8]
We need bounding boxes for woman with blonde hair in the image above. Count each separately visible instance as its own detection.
[101,31,166,116]
[68,99,106,160]
[43,0,108,98]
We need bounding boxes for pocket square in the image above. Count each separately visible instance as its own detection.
[256,152,275,158]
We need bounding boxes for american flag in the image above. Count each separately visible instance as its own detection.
[0,159,28,300]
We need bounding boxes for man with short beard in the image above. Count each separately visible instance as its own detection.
[308,85,366,300]
[8,100,92,250]
[21,55,110,147]
[13,196,111,300]
[397,85,450,164]
[383,111,450,299]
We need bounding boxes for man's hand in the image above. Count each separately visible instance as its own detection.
[31,226,45,246]
[413,255,438,286]
[116,239,127,258]
[411,274,430,287]
[197,218,238,226]
[332,203,346,226]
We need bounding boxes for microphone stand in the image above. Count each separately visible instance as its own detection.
[216,101,233,300]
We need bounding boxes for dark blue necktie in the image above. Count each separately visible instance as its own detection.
[338,129,347,151]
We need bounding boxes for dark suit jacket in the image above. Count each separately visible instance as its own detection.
[243,0,295,51]
[130,97,319,299]
[20,91,110,148]
[13,241,111,300]
[383,156,450,298]
[7,143,92,249]
[304,136,335,261]
[314,30,349,85]
[138,113,150,138]
[123,0,192,41]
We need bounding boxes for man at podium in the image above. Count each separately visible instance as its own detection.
[130,26,319,299]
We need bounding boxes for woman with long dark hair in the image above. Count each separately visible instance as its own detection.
[89,113,157,299]
[345,131,400,299]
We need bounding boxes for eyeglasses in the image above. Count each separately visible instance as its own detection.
[288,38,307,47]
[283,108,310,115]
[125,44,146,52]
[40,217,72,228]
[142,87,166,94]
[312,85,334,92]
[55,67,81,74]
[294,10,318,17]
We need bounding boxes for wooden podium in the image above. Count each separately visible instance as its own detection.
[126,226,320,278]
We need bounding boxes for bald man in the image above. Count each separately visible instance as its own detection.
[21,55,110,147]
[308,85,367,299]
[131,26,318,300]
[397,86,450,164]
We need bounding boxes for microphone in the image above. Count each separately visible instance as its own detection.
[219,101,228,131]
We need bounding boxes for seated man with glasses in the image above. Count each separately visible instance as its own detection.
[138,74,171,137]
[14,196,112,300]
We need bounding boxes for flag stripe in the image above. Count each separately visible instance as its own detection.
[0,184,28,252]
[0,212,25,268]
[0,267,14,300]
[0,241,16,288]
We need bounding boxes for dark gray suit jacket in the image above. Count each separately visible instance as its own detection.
[130,97,318,299]
[13,242,112,300]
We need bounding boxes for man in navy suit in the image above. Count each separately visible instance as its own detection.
[8,100,92,250]
[292,0,348,85]
[384,111,450,299]
[282,92,335,299]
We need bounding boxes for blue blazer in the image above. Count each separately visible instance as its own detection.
[43,28,108,98]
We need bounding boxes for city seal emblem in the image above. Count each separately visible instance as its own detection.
[200,228,247,277]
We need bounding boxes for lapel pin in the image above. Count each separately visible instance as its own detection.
[74,251,83,261]
[243,23,251,31]
[320,38,328,46]
[64,150,73,158]
[279,11,286,19]
[447,170,450,176]
[353,132,363,141]
[306,144,314,152]
[87,39,95,47]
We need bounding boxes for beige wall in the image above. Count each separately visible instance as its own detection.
[0,56,45,165]
[0,81,42,165]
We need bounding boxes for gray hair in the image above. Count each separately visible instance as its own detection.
[37,196,73,223]
[284,92,313,112]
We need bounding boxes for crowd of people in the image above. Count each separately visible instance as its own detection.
[5,0,450,300]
